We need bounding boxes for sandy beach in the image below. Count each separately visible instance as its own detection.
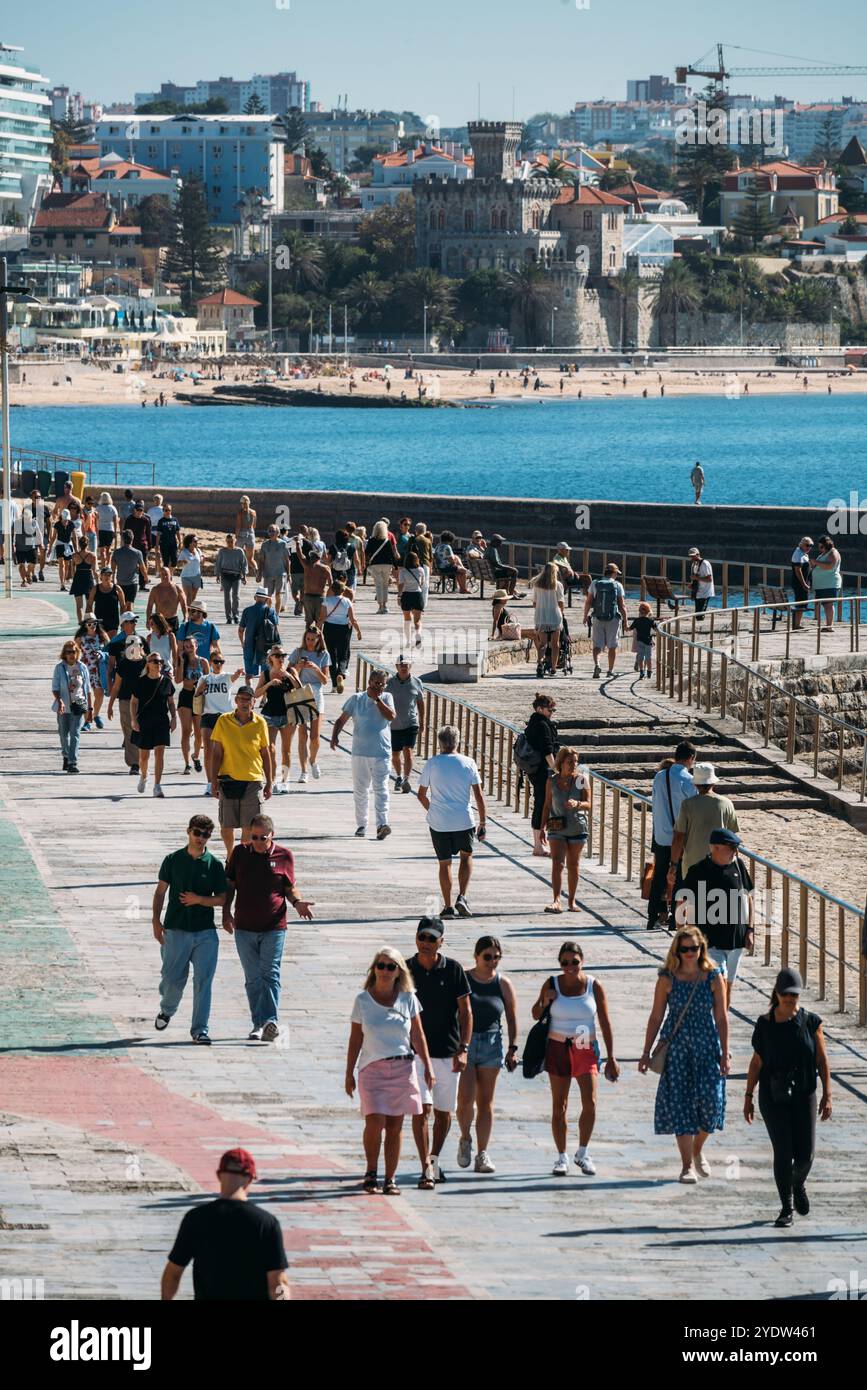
[10,357,867,408]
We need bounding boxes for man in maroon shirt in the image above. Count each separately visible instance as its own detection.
[222,814,314,1041]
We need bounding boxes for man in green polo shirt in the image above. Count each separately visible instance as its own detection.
[152,814,227,1044]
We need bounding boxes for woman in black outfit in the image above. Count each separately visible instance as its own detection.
[744,967,832,1228]
[131,652,177,798]
[524,693,559,857]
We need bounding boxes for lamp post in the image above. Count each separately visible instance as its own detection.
[550,304,558,348]
[1,257,27,601]
[344,302,348,367]
[328,302,333,355]
[423,301,428,353]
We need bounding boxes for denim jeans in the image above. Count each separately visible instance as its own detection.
[234,929,285,1028]
[57,711,84,766]
[159,928,219,1036]
[221,575,241,622]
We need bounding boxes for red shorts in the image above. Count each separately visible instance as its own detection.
[545,1038,599,1079]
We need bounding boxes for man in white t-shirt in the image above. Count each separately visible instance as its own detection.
[417,725,486,919]
[688,547,714,619]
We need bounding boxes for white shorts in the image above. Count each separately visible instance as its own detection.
[707,947,744,983]
[414,1054,461,1112]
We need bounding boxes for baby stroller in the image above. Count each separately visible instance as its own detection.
[536,617,574,677]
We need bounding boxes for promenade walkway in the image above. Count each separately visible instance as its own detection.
[1,578,865,1302]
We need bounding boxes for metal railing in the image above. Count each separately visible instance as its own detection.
[655,599,867,802]
[354,651,867,1022]
[11,446,157,491]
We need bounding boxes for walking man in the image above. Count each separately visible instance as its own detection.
[691,461,705,504]
[223,814,313,1042]
[162,1148,290,1301]
[584,562,628,679]
[238,586,279,682]
[146,564,187,632]
[385,655,425,792]
[675,827,754,1007]
[417,725,486,919]
[215,533,248,623]
[295,534,331,627]
[667,762,740,903]
[152,814,227,1044]
[106,618,150,774]
[409,917,472,1186]
[257,525,291,615]
[647,741,697,929]
[111,529,148,609]
[330,668,395,840]
[210,687,274,857]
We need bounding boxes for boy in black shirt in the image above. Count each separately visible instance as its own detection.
[628,602,657,680]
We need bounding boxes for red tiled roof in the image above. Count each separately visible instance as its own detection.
[817,211,867,224]
[108,226,142,235]
[196,288,260,307]
[608,180,665,199]
[374,143,471,169]
[34,192,114,231]
[571,185,629,207]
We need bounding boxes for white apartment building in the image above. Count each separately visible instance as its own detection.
[0,43,52,224]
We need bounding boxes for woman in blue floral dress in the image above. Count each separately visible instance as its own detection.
[639,927,729,1183]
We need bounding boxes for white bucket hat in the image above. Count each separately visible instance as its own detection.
[692,762,719,786]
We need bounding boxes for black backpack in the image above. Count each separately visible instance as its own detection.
[592,578,618,622]
[513,731,542,775]
[255,612,279,658]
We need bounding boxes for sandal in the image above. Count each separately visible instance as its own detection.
[362,1170,380,1193]
[383,1178,400,1196]
[417,1168,435,1190]
[544,904,563,914]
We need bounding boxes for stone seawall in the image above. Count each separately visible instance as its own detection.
[117,487,867,576]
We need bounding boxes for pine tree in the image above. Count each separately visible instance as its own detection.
[732,179,777,249]
[163,178,225,312]
[244,94,266,115]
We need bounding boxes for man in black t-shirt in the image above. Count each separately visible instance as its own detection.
[106,620,151,771]
[161,1149,289,1301]
[407,916,472,1186]
[675,827,754,1006]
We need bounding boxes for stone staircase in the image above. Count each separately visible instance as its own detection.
[556,717,829,813]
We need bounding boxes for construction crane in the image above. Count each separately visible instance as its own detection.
[676,43,867,88]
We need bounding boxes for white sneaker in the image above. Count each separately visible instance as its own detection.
[695,1153,711,1178]
[679,1166,698,1184]
[310,762,321,779]
[457,1137,472,1168]
[552,1153,570,1177]
[474,1151,496,1174]
[137,775,147,793]
[298,771,308,784]
[153,784,165,798]
[574,1152,596,1175]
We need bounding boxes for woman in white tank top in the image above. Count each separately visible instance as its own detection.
[531,941,620,1177]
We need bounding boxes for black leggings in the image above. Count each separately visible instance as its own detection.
[323,621,352,681]
[759,1090,817,1207]
[530,767,549,830]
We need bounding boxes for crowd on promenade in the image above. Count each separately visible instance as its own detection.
[3,484,843,1297]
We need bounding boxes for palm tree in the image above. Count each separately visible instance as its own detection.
[610,268,640,351]
[507,262,552,346]
[650,260,700,348]
[347,271,390,325]
[274,231,324,293]
[540,155,574,184]
[394,268,455,328]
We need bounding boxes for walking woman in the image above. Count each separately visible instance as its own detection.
[456,936,518,1175]
[542,748,591,913]
[638,927,729,1183]
[254,647,303,790]
[131,651,177,798]
[235,495,257,569]
[532,941,619,1176]
[196,650,244,796]
[345,945,434,1195]
[319,578,361,696]
[176,635,209,775]
[52,639,93,774]
[288,625,330,784]
[70,536,98,623]
[81,496,98,555]
[96,491,120,566]
[398,542,426,650]
[75,615,109,730]
[89,567,125,639]
[524,693,559,856]
[744,967,832,1228]
[366,520,400,614]
[51,509,76,591]
[810,534,843,632]
[177,533,204,607]
[147,611,178,677]
[530,561,565,676]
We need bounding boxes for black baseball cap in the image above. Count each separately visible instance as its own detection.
[417,916,444,938]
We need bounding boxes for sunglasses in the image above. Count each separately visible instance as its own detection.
[375,961,398,972]
[211,658,225,665]
[417,933,440,944]
[678,944,699,954]
[561,958,581,967]
[190,828,211,839]
[250,833,272,841]
[481,953,502,962]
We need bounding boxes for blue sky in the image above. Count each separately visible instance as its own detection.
[14,0,867,123]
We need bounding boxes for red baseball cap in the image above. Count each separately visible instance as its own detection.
[218,1148,257,1179]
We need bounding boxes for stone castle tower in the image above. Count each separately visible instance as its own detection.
[467,121,522,181]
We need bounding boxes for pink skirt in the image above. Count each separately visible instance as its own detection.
[358,1056,423,1117]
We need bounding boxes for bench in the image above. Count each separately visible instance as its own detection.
[758,585,789,629]
[641,575,684,618]
[465,552,496,597]
[432,563,457,595]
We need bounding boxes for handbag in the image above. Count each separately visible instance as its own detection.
[522,977,556,1079]
[769,1071,797,1104]
[192,692,205,715]
[648,974,702,1075]
[501,621,521,641]
[285,683,316,710]
[547,816,566,833]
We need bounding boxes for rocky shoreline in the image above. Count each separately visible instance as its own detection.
[175,383,456,408]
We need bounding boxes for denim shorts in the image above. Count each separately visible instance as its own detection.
[263,713,288,729]
[467,1027,505,1069]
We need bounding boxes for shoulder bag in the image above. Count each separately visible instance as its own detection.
[648,973,703,1075]
[522,977,556,1079]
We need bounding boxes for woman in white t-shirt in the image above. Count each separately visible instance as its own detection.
[345,946,433,1195]
[194,652,244,793]
[177,533,203,605]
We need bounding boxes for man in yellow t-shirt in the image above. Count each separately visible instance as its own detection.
[210,686,274,856]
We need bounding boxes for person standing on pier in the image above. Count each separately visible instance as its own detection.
[690,462,705,504]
